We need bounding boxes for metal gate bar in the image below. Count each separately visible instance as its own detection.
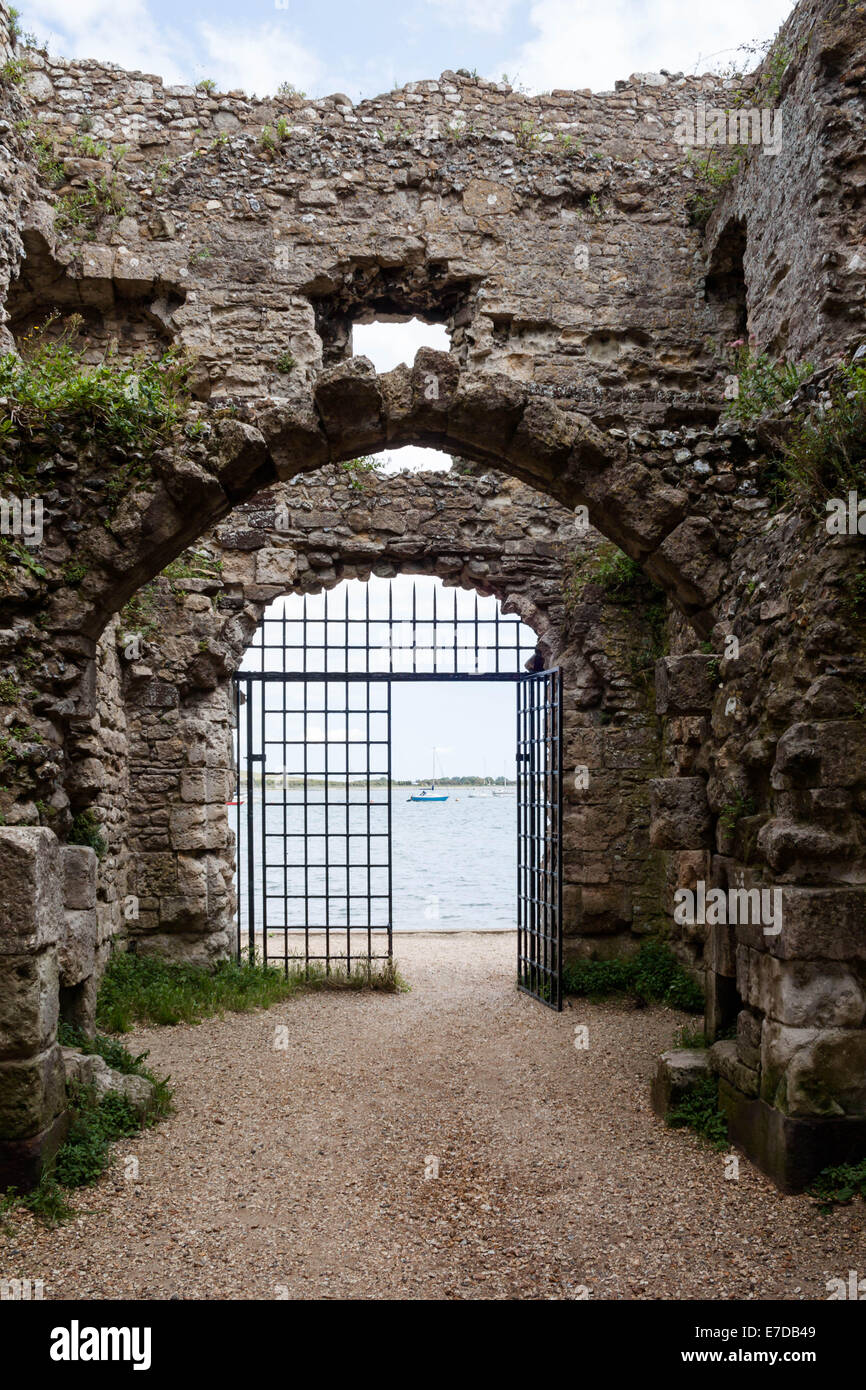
[516,668,563,1010]
[231,580,561,1002]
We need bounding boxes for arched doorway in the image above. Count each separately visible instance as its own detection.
[232,574,564,1008]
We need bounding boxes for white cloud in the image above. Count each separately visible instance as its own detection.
[195,21,324,99]
[24,0,189,83]
[424,0,519,35]
[22,1,323,95]
[353,318,450,372]
[505,0,796,95]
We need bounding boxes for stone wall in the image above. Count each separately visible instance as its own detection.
[0,0,865,1192]
[119,465,665,964]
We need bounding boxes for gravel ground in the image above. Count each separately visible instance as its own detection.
[2,933,864,1301]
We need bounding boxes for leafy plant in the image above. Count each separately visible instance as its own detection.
[665,1076,728,1150]
[0,314,190,452]
[53,1083,141,1188]
[340,455,382,491]
[54,173,126,238]
[513,117,541,150]
[808,1158,866,1211]
[724,339,813,425]
[58,1022,173,1120]
[719,791,757,832]
[771,363,866,514]
[684,148,743,229]
[563,940,704,1013]
[68,809,107,859]
[275,351,296,374]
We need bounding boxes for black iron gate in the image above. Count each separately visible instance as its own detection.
[233,673,392,974]
[517,668,564,1010]
[232,581,562,1005]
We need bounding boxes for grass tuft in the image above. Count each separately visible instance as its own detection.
[0,313,190,453]
[96,950,407,1032]
[808,1159,866,1212]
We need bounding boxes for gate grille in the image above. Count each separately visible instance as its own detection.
[516,668,564,1010]
[231,579,562,1003]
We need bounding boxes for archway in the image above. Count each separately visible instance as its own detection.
[231,572,562,1005]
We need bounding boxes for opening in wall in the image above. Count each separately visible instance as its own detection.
[353,318,452,475]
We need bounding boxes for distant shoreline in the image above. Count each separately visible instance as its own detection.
[246,777,516,789]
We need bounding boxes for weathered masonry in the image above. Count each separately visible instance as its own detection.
[0,0,864,1191]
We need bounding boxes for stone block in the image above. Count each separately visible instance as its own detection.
[720,1080,866,1193]
[650,1048,710,1116]
[709,1039,758,1097]
[649,776,711,849]
[0,951,59,1061]
[736,1007,763,1070]
[62,845,97,910]
[740,887,866,961]
[655,655,716,715]
[772,720,866,790]
[58,909,97,988]
[760,1021,866,1117]
[61,1049,154,1119]
[0,1045,66,1141]
[0,1109,69,1193]
[0,828,63,955]
[255,547,298,586]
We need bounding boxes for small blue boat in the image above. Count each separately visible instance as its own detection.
[408,750,448,801]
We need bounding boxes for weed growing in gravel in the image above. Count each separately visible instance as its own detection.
[665,1077,729,1150]
[808,1158,866,1212]
[96,951,406,1031]
[1,1030,174,1227]
[52,1082,142,1189]
[563,940,704,1013]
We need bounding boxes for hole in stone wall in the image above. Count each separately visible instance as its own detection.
[304,257,477,366]
[59,980,90,1034]
[704,217,748,341]
[353,318,452,475]
[6,229,187,361]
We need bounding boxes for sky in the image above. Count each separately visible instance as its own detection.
[20,0,795,102]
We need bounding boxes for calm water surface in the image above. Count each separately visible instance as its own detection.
[234,787,516,937]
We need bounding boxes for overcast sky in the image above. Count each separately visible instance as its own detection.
[240,576,536,780]
[22,0,794,100]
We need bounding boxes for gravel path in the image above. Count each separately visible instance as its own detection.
[3,933,864,1300]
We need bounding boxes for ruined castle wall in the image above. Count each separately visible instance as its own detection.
[705,0,866,365]
[118,467,665,964]
[1,0,866,1191]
